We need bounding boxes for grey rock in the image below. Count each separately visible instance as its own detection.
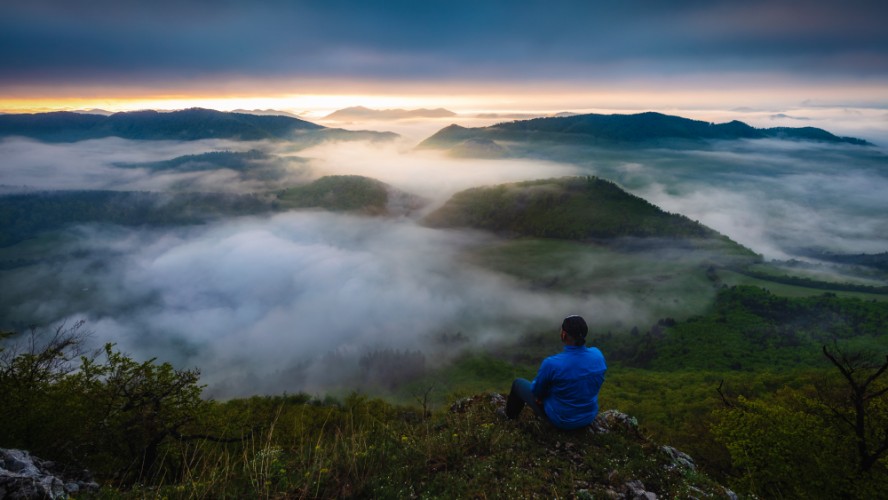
[661,445,696,471]
[590,410,640,434]
[0,448,99,499]
[623,479,657,500]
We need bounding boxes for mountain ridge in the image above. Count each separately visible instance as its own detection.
[418,111,870,149]
[0,107,324,142]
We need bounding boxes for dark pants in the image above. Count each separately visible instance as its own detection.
[506,378,548,420]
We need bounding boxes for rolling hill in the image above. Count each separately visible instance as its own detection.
[277,175,425,215]
[418,111,870,151]
[0,108,324,142]
[425,176,757,259]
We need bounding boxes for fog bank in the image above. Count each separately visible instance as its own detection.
[3,212,644,396]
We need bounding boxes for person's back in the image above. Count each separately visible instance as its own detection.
[505,315,607,429]
[533,344,606,429]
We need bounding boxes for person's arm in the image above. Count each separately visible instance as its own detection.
[530,359,551,405]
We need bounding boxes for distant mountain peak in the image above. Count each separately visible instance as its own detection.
[324,106,457,121]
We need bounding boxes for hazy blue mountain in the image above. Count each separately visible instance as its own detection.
[231,108,304,118]
[446,137,508,158]
[418,111,870,149]
[113,149,304,186]
[115,149,277,172]
[0,108,324,142]
[73,108,114,116]
[324,106,456,120]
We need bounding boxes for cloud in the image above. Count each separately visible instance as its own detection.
[298,139,581,207]
[0,131,614,397]
[609,140,888,259]
[770,113,810,121]
[0,137,311,193]
[2,0,886,88]
[1,212,643,396]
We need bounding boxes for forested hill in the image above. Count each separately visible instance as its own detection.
[425,176,755,257]
[0,108,324,142]
[0,176,425,248]
[418,111,870,148]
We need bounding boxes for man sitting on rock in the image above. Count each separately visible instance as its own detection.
[505,315,607,429]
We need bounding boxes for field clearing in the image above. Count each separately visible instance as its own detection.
[719,269,888,301]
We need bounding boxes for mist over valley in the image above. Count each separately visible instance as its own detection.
[2,109,886,399]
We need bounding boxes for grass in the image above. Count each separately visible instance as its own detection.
[94,392,731,499]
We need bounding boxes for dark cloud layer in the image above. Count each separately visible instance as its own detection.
[2,0,887,87]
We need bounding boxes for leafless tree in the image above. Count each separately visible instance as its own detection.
[821,344,888,473]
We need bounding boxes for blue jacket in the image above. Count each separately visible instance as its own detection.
[531,345,607,430]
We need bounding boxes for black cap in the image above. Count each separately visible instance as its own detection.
[561,315,588,341]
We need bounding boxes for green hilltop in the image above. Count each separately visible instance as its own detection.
[425,176,755,259]
[277,174,414,214]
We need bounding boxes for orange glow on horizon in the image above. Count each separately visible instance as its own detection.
[1,78,885,118]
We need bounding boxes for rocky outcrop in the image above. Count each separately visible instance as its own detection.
[589,409,641,436]
[451,394,737,499]
[0,449,99,499]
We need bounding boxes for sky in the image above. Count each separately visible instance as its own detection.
[1,0,887,116]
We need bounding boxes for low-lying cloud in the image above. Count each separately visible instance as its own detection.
[569,138,888,260]
[0,137,312,194]
[2,115,886,399]
[2,212,643,397]
[299,139,581,207]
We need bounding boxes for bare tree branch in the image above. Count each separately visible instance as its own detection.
[716,379,734,408]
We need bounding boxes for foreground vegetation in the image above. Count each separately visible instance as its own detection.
[2,286,887,498]
[0,325,728,498]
